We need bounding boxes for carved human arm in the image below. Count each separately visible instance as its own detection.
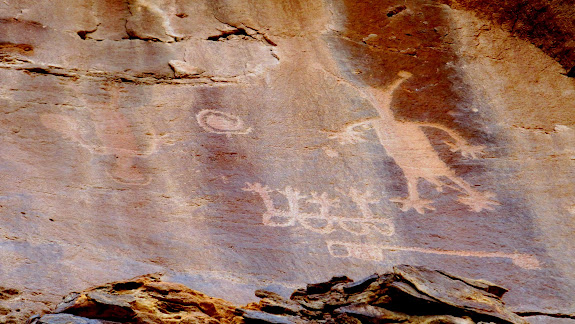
[418,123,486,159]
[328,118,379,145]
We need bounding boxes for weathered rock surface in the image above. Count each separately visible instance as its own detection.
[279,265,525,324]
[0,0,574,323]
[443,0,575,75]
[31,267,531,324]
[32,273,241,324]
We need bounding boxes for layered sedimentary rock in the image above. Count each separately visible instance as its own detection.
[31,266,529,324]
[0,0,574,323]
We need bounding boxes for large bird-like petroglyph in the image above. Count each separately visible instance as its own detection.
[40,88,174,185]
[329,71,499,214]
[242,182,395,236]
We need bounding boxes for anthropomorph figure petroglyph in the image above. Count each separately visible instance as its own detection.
[242,183,394,236]
[40,87,174,185]
[329,71,499,214]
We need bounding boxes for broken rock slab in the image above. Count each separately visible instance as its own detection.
[270,265,526,324]
[391,265,524,323]
[168,60,206,78]
[37,273,241,324]
[30,266,530,324]
[30,313,120,324]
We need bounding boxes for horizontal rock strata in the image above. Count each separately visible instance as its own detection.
[30,265,530,324]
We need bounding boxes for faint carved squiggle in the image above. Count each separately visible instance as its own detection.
[326,240,540,270]
[322,146,340,158]
[328,71,499,214]
[40,89,174,185]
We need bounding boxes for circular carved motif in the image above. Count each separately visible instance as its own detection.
[196,109,251,135]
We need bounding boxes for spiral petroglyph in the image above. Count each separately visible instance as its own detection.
[196,109,252,135]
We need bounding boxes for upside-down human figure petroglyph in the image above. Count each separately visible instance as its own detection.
[326,240,541,270]
[242,182,394,236]
[196,109,252,136]
[40,87,174,185]
[329,71,499,214]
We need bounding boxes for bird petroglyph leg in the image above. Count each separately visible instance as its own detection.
[389,176,435,214]
[342,188,395,236]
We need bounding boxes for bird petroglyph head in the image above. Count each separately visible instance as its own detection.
[397,70,413,79]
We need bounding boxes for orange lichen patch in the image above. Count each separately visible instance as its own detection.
[53,274,241,323]
[0,42,34,54]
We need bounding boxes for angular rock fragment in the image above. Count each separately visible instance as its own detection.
[436,270,509,298]
[55,291,136,321]
[392,265,524,324]
[29,266,530,324]
[125,1,175,42]
[168,60,206,78]
[34,273,239,323]
[30,313,113,324]
[253,290,303,315]
[240,309,298,324]
[335,304,475,324]
[342,273,379,294]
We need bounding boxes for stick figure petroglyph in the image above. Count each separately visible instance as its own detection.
[242,182,394,236]
[329,71,499,214]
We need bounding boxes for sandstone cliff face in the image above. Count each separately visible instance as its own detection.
[0,0,574,323]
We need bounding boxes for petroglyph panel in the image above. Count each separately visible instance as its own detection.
[244,181,539,271]
[1,0,574,318]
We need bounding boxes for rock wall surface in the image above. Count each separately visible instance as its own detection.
[0,0,574,323]
[443,0,575,75]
